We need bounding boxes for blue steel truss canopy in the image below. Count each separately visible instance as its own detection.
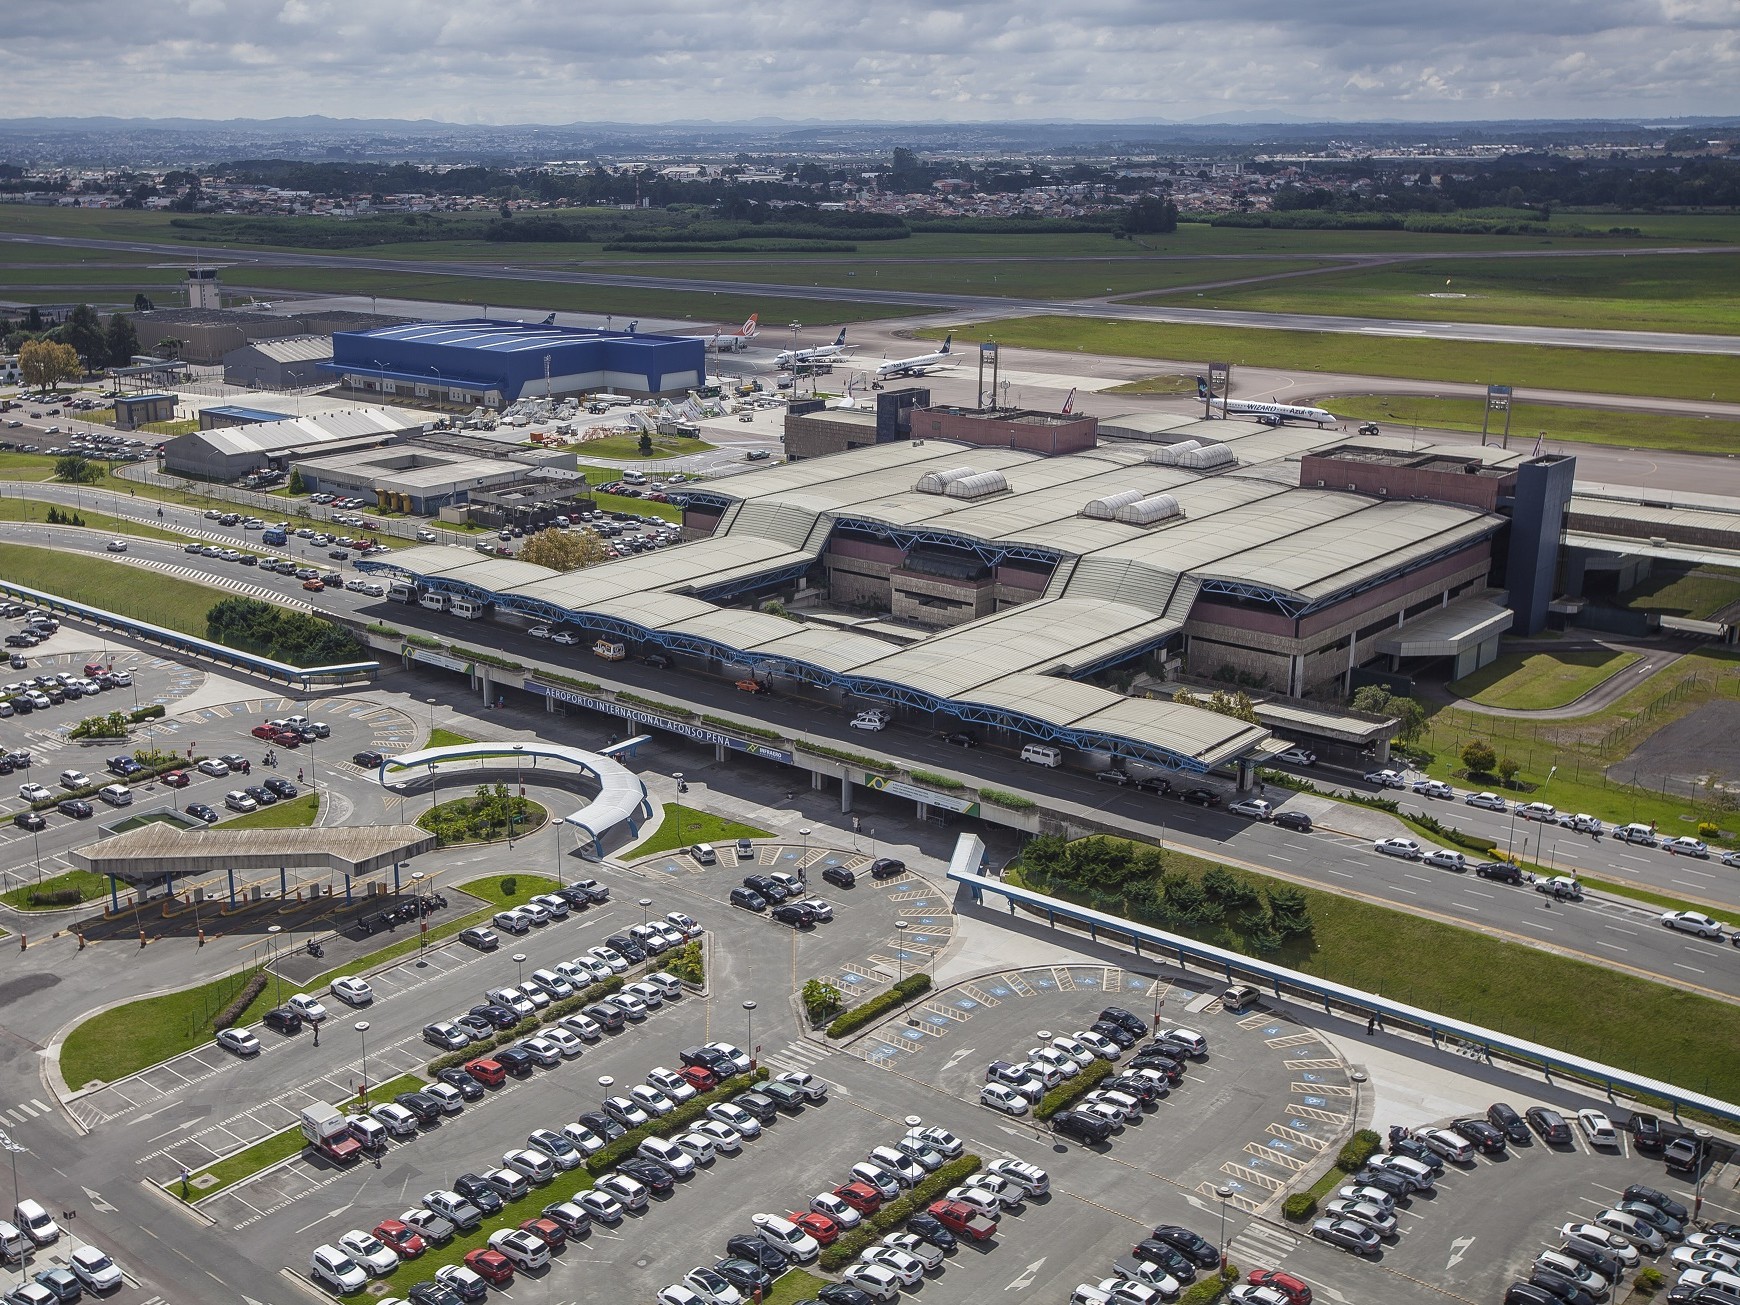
[378,743,652,856]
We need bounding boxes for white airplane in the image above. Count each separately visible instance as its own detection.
[775,327,850,368]
[875,334,955,380]
[1196,377,1338,426]
[703,313,759,352]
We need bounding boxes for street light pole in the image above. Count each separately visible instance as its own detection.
[799,825,811,886]
[743,1000,757,1074]
[1215,1183,1235,1274]
[412,871,427,961]
[266,924,283,1008]
[895,920,909,985]
[513,953,527,989]
[355,1020,371,1106]
[639,897,652,929]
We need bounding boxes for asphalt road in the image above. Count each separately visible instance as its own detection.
[6,230,1739,355]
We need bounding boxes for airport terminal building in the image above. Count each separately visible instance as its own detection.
[360,415,1571,778]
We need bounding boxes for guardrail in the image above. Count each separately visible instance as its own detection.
[944,834,1740,1127]
[0,578,378,692]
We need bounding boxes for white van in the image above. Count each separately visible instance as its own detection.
[418,592,449,612]
[621,470,649,485]
[96,783,133,807]
[1020,744,1062,768]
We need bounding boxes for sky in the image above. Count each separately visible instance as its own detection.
[7,0,1740,124]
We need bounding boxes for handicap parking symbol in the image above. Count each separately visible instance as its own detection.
[1224,1179,1244,1191]
[1263,1026,1282,1036]
[1078,974,1100,986]
[928,1014,950,1027]
[902,1027,925,1041]
[911,899,929,907]
[1301,1071,1321,1082]
[990,986,1010,996]
[1302,1095,1326,1106]
[1290,1119,1312,1130]
[1269,1138,1295,1151]
[1035,977,1055,989]
[956,999,978,1010]
[841,973,865,986]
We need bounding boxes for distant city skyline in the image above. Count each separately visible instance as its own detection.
[8,0,1739,126]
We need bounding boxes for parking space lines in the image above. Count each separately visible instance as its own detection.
[1269,1122,1328,1152]
[960,982,1002,1008]
[1264,1031,1322,1049]
[1285,1104,1349,1126]
[1244,1141,1309,1172]
[1219,1161,1287,1193]
[1227,1220,1299,1263]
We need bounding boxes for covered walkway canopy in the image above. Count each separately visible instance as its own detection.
[70,824,434,888]
[1376,596,1514,659]
[379,742,653,857]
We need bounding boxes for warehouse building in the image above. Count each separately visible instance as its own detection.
[222,336,333,389]
[320,319,705,406]
[161,407,425,481]
[130,306,398,366]
[292,445,578,515]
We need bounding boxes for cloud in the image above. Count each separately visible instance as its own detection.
[0,0,1735,123]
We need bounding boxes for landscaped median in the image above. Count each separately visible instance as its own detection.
[824,973,931,1039]
[1033,1057,1115,1119]
[1283,1129,1383,1224]
[816,1153,982,1271]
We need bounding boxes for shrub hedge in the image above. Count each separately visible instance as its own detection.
[584,1067,771,1176]
[816,1153,982,1271]
[979,788,1037,811]
[214,973,269,1031]
[127,704,166,722]
[825,974,931,1039]
[27,888,83,907]
[1179,1264,1239,1305]
[1034,1057,1115,1119]
[1281,1193,1316,1222]
[1335,1128,1382,1172]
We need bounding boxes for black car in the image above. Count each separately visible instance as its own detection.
[577,1111,626,1142]
[470,1003,520,1030]
[712,1257,774,1294]
[1108,1074,1164,1105]
[681,1046,735,1077]
[743,874,786,901]
[245,784,277,806]
[643,653,672,669]
[1135,775,1172,795]
[555,887,594,910]
[454,1173,504,1214]
[1452,1118,1507,1153]
[1350,1167,1414,1199]
[1628,1112,1664,1151]
[1526,1106,1572,1144]
[1099,1006,1149,1038]
[606,933,647,963]
[1488,1101,1530,1144]
[436,1067,485,1100]
[618,1156,675,1194]
[262,1006,303,1034]
[725,1235,788,1275]
[1129,1048,1185,1080]
[58,798,93,818]
[1089,1020,1136,1050]
[730,887,767,912]
[353,750,384,767]
[396,1091,444,1124]
[870,857,907,879]
[12,810,45,831]
[1150,1224,1218,1269]
[1180,788,1220,807]
[1531,1267,1599,1305]
[1273,810,1314,833]
[822,864,857,889]
[772,903,814,928]
[1052,1109,1113,1144]
[186,802,219,823]
[943,731,977,748]
[1131,1239,1196,1283]
[1556,1239,1624,1284]
[1475,860,1524,883]
[264,776,298,798]
[1387,1129,1446,1173]
[495,1046,535,1076]
[904,1212,957,1252]
[408,1284,465,1305]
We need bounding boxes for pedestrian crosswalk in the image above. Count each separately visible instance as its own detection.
[4,1099,53,1126]
[1226,1219,1298,1267]
[760,1039,833,1076]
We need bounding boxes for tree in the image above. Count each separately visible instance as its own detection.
[133,293,155,312]
[1461,739,1498,777]
[1391,696,1427,744]
[637,431,653,456]
[53,455,102,485]
[1496,756,1520,787]
[517,526,608,572]
[1350,684,1394,715]
[801,978,842,1022]
[19,339,80,391]
[104,313,139,367]
[1123,197,1179,234]
[156,337,183,360]
[287,467,307,496]
[61,304,106,369]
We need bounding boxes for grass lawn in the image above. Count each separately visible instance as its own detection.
[1017,844,1740,1100]
[1164,252,1740,335]
[0,498,189,544]
[425,727,477,748]
[1320,395,1740,460]
[417,796,548,846]
[918,317,1740,404]
[0,869,109,911]
[221,793,319,829]
[631,803,772,858]
[1450,649,1642,710]
[1618,564,1740,621]
[765,1270,832,1305]
[1104,374,1197,395]
[578,432,714,460]
[0,541,224,636]
[0,450,137,485]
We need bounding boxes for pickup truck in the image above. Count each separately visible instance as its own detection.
[927,1198,996,1242]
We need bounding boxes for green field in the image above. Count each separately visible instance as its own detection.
[1617,563,1740,621]
[0,541,223,635]
[1450,649,1642,710]
[1322,395,1740,458]
[578,432,714,460]
[1104,373,1197,395]
[0,869,109,912]
[630,803,771,858]
[1140,252,1740,335]
[221,793,320,829]
[921,317,1740,403]
[0,498,188,543]
[425,727,476,748]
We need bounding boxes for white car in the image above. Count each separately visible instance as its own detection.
[657,1286,710,1305]
[286,992,328,1022]
[223,790,257,813]
[1661,910,1726,939]
[560,1012,604,1041]
[1412,779,1455,799]
[1074,1029,1123,1060]
[1050,1035,1098,1069]
[840,1263,903,1302]
[860,1245,926,1286]
[810,1190,864,1229]
[1028,1046,1079,1079]
[965,1172,1026,1209]
[309,1245,368,1294]
[18,783,51,803]
[774,1070,828,1101]
[943,1185,1003,1220]
[487,1228,550,1271]
[849,713,887,731]
[196,758,230,777]
[1577,1109,1621,1147]
[561,1122,607,1154]
[906,1123,963,1158]
[638,1135,697,1178]
[502,1147,555,1183]
[629,1084,678,1117]
[1276,747,1316,766]
[1561,1223,1641,1267]
[988,1158,1050,1196]
[595,1172,650,1211]
[330,976,374,1006]
[578,1189,625,1223]
[518,1035,562,1066]
[337,1229,399,1276]
[543,1027,585,1058]
[980,1083,1030,1115]
[1672,1247,1740,1275]
[882,1231,945,1269]
[681,1267,744,1304]
[753,1211,821,1262]
[692,1119,744,1154]
[666,910,703,938]
[589,944,629,973]
[673,1131,717,1166]
[1364,768,1407,788]
[705,1102,761,1138]
[868,1145,926,1187]
[552,631,581,645]
[648,1067,699,1102]
[1662,837,1710,858]
[370,1102,418,1137]
[105,539,129,552]
[528,625,553,639]
[1325,1197,1396,1237]
[1465,791,1508,811]
[526,1128,583,1170]
[851,1162,904,1201]
[68,1245,124,1292]
[1423,849,1466,871]
[1229,798,1272,819]
[1374,837,1423,860]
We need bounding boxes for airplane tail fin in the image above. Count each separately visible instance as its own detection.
[940,334,952,354]
[834,328,847,346]
[741,313,758,337]
[541,312,556,326]
[1195,376,1209,398]
[1062,387,1075,415]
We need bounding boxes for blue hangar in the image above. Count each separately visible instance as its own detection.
[321,318,705,406]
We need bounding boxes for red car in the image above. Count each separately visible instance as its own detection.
[927,1199,997,1241]
[520,1217,566,1249]
[372,1219,425,1258]
[250,723,278,740]
[677,1065,717,1092]
[834,1181,883,1215]
[302,579,324,592]
[160,770,189,788]
[735,679,770,694]
[463,1248,514,1286]
[273,731,301,748]
[1248,1270,1313,1305]
[466,1057,506,1087]
[790,1211,841,1246]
